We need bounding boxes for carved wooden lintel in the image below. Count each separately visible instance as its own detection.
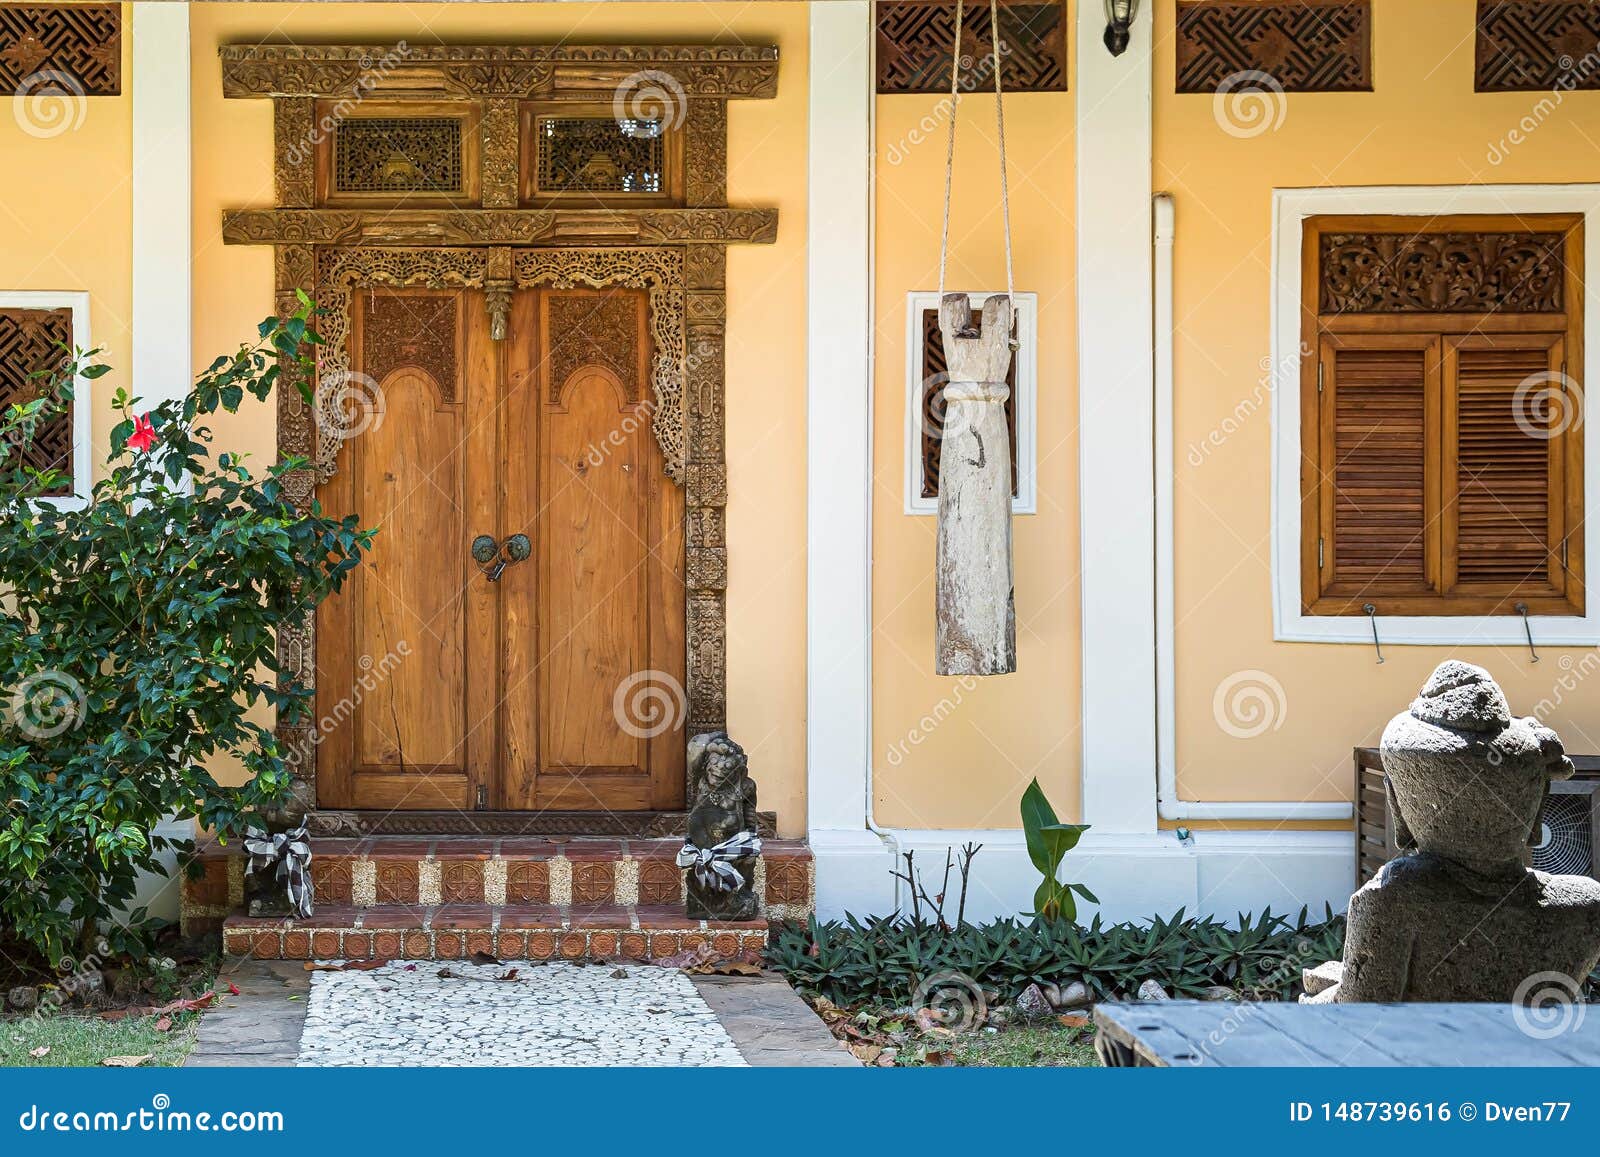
[223,207,778,247]
[220,43,780,100]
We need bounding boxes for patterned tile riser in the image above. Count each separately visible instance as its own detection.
[224,924,766,963]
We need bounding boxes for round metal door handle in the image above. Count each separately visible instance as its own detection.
[505,533,531,562]
[471,534,499,564]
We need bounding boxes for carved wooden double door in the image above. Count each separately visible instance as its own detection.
[316,283,686,813]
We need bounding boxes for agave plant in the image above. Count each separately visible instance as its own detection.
[1020,777,1098,923]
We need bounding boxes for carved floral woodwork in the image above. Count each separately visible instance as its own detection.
[1318,231,1567,314]
[219,43,779,99]
[875,0,1067,95]
[1174,0,1372,94]
[229,41,772,817]
[545,293,645,401]
[360,292,462,401]
[333,116,464,194]
[1476,1,1600,92]
[223,208,778,247]
[0,307,73,496]
[0,3,120,96]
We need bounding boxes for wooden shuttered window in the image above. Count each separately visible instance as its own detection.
[1302,215,1584,617]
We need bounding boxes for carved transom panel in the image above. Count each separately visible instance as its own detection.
[875,1,1067,95]
[360,292,461,401]
[334,117,464,194]
[1318,232,1567,314]
[0,3,120,96]
[535,116,665,195]
[0,307,73,495]
[1174,0,1372,94]
[1476,1,1600,92]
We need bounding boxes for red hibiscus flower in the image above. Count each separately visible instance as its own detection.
[127,414,157,454]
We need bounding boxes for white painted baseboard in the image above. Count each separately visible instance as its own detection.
[811,828,1352,926]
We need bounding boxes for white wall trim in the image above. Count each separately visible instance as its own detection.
[1272,183,1600,647]
[131,2,191,409]
[806,0,879,892]
[811,827,1353,924]
[0,291,93,509]
[1076,0,1157,833]
[903,290,1037,515]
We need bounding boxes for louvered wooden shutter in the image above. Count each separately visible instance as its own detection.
[1443,334,1569,597]
[1319,335,1438,598]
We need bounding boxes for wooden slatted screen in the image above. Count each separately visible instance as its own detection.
[1325,342,1430,595]
[1302,214,1584,617]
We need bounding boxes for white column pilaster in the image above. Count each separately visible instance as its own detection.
[1076,0,1158,832]
[132,1,191,407]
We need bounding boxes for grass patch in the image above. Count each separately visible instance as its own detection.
[936,1023,1098,1068]
[2,1010,201,1067]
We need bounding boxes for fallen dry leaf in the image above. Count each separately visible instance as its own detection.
[874,1051,897,1067]
[27,1046,49,1059]
[1056,1013,1089,1029]
[848,1043,882,1063]
[921,1049,954,1066]
[470,951,501,966]
[706,960,762,977]
[306,960,385,973]
[100,1055,151,1068]
[654,941,721,972]
[436,967,460,979]
[496,969,520,982]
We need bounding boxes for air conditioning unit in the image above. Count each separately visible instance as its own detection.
[1354,748,1600,886]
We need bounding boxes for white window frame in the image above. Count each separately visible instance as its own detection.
[1271,184,1600,645]
[904,289,1037,515]
[0,290,93,510]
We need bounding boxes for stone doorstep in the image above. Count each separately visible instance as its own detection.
[222,905,767,965]
[182,837,814,931]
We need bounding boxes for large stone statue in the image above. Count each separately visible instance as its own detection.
[676,731,761,921]
[1325,661,1600,1003]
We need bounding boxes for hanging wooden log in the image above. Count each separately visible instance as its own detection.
[935,292,1016,676]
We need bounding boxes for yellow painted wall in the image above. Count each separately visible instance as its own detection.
[871,10,1080,827]
[0,1,131,457]
[188,2,810,834]
[1156,0,1600,821]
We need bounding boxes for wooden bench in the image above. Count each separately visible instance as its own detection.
[1094,1000,1600,1067]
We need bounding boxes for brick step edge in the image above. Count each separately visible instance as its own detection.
[184,839,814,934]
[224,911,766,965]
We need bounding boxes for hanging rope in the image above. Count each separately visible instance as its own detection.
[937,0,1016,312]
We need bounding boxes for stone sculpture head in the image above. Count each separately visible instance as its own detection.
[1380,660,1572,874]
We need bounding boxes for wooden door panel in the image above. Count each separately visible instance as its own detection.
[316,289,494,811]
[501,286,686,811]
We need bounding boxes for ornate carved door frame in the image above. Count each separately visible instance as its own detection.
[220,43,777,823]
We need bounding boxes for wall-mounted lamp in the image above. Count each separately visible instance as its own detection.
[1104,0,1138,57]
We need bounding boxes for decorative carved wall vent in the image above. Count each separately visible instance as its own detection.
[1317,231,1567,314]
[876,0,1067,95]
[0,3,120,96]
[1475,0,1600,92]
[334,117,464,194]
[1175,0,1372,94]
[0,307,73,496]
[535,116,665,195]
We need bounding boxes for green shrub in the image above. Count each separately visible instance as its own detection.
[766,906,1346,1007]
[0,300,374,964]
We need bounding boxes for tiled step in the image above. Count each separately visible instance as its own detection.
[183,835,814,935]
[222,905,767,964]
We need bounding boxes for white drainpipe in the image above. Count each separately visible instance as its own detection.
[1152,193,1353,823]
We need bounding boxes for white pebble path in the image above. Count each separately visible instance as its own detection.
[296,960,748,1067]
